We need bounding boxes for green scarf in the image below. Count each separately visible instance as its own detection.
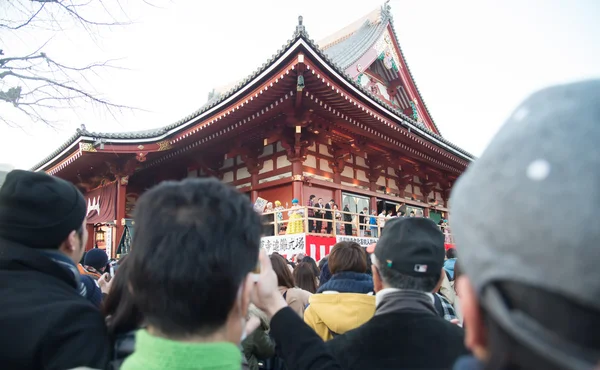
[121,330,242,370]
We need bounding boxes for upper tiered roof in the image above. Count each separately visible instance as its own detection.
[31,2,473,173]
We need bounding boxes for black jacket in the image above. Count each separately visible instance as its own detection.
[0,238,110,370]
[324,204,333,219]
[327,311,469,369]
[270,307,342,370]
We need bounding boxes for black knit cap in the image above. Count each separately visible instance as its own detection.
[0,170,87,248]
[374,217,445,277]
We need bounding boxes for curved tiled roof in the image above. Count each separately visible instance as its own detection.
[299,26,474,160]
[32,4,473,171]
[320,11,387,70]
[385,8,443,135]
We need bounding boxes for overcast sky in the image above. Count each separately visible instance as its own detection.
[1,0,599,169]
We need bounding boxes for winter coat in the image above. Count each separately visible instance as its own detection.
[0,237,110,370]
[278,286,312,317]
[305,272,375,341]
[242,325,275,370]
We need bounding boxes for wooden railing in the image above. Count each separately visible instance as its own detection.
[261,206,377,237]
[261,205,455,242]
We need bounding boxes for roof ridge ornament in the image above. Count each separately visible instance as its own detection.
[295,15,306,36]
[381,0,392,21]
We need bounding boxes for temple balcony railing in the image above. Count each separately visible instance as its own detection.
[262,206,455,244]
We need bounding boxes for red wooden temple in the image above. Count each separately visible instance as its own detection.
[31,3,472,258]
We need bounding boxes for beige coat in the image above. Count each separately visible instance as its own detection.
[278,286,312,317]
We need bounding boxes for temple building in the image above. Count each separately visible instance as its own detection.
[31,3,473,257]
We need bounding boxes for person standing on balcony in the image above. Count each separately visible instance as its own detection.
[369,211,378,238]
[306,195,316,233]
[343,204,353,236]
[273,201,285,234]
[334,205,342,235]
[314,198,324,234]
[358,208,367,237]
[262,202,275,237]
[325,199,334,234]
[286,199,304,235]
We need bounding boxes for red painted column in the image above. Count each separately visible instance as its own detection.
[114,176,128,258]
[334,189,342,208]
[250,173,259,203]
[85,223,95,251]
[332,169,342,207]
[370,196,377,213]
[291,160,304,202]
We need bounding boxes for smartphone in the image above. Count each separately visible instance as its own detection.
[109,265,115,277]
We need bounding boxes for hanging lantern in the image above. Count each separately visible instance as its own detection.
[95,228,106,243]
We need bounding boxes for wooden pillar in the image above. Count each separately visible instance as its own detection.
[370,196,377,213]
[291,160,303,202]
[115,175,128,258]
[250,173,259,203]
[334,188,342,208]
[85,223,95,252]
[327,147,347,207]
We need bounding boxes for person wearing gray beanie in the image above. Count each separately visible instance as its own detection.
[0,170,109,369]
[450,80,600,370]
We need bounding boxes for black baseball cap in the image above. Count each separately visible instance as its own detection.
[373,217,445,277]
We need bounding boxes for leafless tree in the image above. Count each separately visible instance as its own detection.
[0,0,161,127]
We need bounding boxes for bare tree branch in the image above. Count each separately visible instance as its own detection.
[0,0,158,127]
[0,3,46,30]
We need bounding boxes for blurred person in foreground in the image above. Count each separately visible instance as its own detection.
[451,81,600,370]
[0,170,109,369]
[304,241,375,341]
[242,304,275,370]
[122,178,340,370]
[102,255,144,369]
[326,217,469,369]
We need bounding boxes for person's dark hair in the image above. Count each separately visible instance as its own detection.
[481,281,600,370]
[377,261,440,292]
[294,262,317,294]
[365,251,373,276]
[328,241,367,274]
[446,248,457,259]
[301,256,320,278]
[270,253,295,289]
[309,195,316,200]
[103,255,143,336]
[318,256,328,271]
[128,178,262,338]
[319,261,332,287]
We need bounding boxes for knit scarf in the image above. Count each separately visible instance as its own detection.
[375,289,438,317]
[121,330,242,370]
[317,272,373,294]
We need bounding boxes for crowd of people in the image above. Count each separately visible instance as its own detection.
[263,195,451,240]
[0,80,599,370]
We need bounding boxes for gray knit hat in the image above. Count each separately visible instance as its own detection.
[450,80,600,368]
